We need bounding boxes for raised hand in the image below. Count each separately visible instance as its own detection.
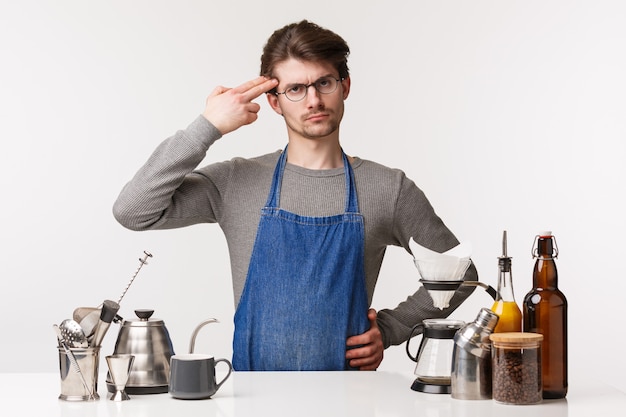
[202,76,279,135]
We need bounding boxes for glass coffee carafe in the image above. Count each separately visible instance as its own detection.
[406,319,466,394]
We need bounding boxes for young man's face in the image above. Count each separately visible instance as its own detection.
[267,58,351,141]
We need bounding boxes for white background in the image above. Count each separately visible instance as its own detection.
[1,0,624,393]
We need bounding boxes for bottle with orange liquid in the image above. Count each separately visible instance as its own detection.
[491,231,522,332]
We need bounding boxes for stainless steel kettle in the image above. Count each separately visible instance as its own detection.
[106,309,175,394]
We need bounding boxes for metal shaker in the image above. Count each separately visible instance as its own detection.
[451,308,499,400]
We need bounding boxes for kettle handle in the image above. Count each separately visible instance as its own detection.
[188,318,219,353]
[405,322,425,362]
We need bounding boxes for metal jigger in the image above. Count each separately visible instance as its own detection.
[106,354,135,401]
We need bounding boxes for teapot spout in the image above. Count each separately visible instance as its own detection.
[189,318,219,353]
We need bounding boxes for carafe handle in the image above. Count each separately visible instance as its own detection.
[405,322,425,362]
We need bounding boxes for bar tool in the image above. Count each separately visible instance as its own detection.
[106,354,135,401]
[73,250,152,342]
[451,308,499,400]
[59,319,88,348]
[90,299,120,347]
[74,307,100,339]
[117,250,153,305]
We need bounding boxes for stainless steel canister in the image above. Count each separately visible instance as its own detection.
[57,346,100,401]
[451,308,499,400]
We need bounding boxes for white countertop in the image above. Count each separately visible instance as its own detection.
[1,371,624,416]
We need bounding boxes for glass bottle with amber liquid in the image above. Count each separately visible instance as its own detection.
[523,232,568,399]
[491,231,522,332]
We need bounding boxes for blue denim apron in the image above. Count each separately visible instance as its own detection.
[232,147,369,371]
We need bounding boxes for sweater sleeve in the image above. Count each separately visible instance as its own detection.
[112,115,224,230]
[375,175,479,348]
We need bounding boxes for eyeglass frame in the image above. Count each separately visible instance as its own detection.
[272,76,345,102]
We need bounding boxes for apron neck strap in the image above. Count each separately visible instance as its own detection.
[266,145,359,213]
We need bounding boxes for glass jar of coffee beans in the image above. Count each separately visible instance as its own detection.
[489,332,543,405]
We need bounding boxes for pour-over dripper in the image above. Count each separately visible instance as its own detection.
[415,257,472,309]
[410,238,496,308]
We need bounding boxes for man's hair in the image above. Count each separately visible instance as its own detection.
[260,20,350,88]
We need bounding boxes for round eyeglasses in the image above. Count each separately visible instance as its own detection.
[274,76,343,102]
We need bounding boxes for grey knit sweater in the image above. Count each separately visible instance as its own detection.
[112,115,477,348]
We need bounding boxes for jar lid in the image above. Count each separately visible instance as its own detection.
[489,332,543,343]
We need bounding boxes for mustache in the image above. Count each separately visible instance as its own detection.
[304,110,331,120]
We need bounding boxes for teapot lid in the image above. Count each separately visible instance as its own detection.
[123,309,165,327]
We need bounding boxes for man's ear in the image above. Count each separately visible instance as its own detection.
[342,76,351,100]
[266,93,283,115]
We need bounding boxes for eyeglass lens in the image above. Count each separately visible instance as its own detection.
[282,77,339,101]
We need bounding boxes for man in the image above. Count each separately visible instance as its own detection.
[113,20,477,371]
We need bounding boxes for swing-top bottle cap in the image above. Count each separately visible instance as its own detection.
[538,231,552,238]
